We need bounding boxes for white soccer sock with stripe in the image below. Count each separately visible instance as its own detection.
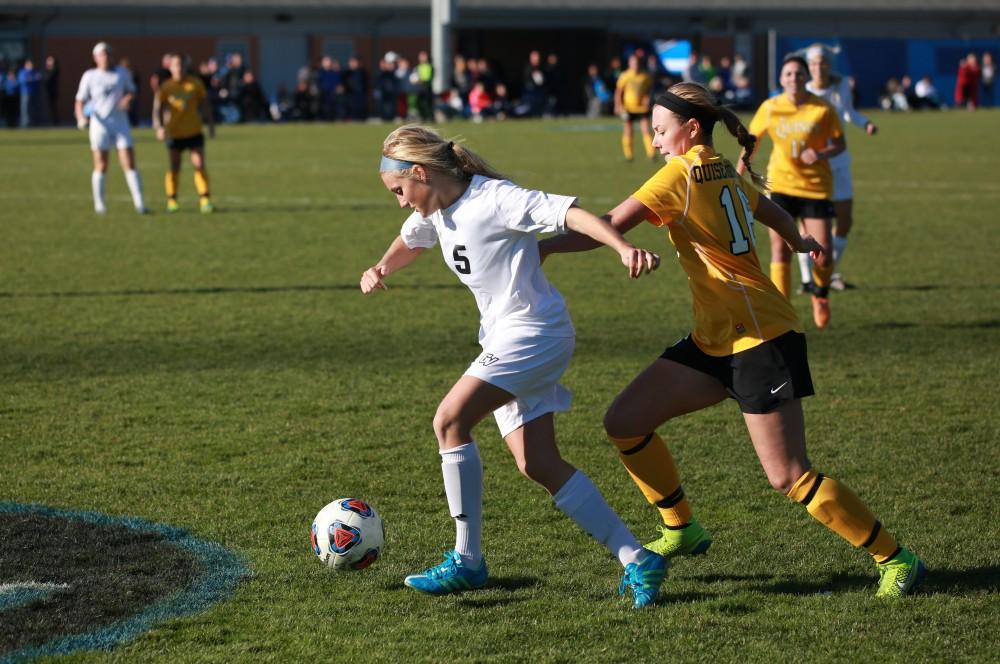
[125,169,145,212]
[440,442,483,567]
[91,171,105,212]
[833,235,849,267]
[797,251,813,285]
[553,470,646,567]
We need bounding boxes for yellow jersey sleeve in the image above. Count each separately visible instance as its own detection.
[632,158,689,226]
[748,99,771,140]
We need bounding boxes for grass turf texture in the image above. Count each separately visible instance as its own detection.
[1,113,998,662]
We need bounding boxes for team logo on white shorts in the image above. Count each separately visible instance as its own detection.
[478,353,500,366]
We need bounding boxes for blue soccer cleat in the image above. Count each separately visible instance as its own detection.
[618,551,669,608]
[404,549,488,595]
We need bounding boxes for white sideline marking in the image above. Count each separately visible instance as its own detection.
[0,582,71,592]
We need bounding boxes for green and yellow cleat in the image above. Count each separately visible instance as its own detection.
[200,198,215,214]
[166,198,180,213]
[876,547,926,598]
[645,518,712,559]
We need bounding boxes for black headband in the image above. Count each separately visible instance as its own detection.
[657,91,717,133]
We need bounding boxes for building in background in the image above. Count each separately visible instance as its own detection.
[1,0,998,123]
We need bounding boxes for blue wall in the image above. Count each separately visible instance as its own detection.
[776,37,1000,109]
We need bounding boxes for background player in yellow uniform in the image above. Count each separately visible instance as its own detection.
[614,54,655,162]
[153,53,215,213]
[742,55,844,328]
[540,82,925,599]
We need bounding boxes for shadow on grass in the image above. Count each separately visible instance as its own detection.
[919,565,1000,594]
[863,319,1000,331]
[454,576,541,608]
[683,572,873,596]
[0,283,464,299]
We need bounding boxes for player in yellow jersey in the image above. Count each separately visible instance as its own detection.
[614,54,656,162]
[540,82,925,599]
[153,53,215,213]
[742,55,844,328]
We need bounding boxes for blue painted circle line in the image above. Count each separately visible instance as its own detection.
[0,502,249,663]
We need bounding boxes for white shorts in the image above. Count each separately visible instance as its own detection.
[831,160,853,202]
[89,114,133,152]
[464,335,575,438]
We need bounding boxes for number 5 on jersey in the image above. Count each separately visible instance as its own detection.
[719,185,756,255]
[452,245,471,274]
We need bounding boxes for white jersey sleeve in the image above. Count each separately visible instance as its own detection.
[493,179,575,234]
[119,66,136,95]
[837,77,869,129]
[75,69,93,103]
[400,212,438,249]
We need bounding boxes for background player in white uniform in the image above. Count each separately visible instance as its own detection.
[74,42,146,215]
[360,125,667,607]
[801,44,876,292]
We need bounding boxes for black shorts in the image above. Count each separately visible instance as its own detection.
[624,111,649,122]
[660,331,815,414]
[770,192,834,219]
[166,133,205,151]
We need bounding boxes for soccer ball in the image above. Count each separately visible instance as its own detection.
[310,498,385,570]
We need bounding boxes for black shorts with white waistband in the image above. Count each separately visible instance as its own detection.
[660,331,815,414]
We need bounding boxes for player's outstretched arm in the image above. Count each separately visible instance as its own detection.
[754,196,826,265]
[360,235,425,294]
[539,196,649,259]
[563,206,659,279]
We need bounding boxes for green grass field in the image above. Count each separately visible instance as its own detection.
[2,112,999,663]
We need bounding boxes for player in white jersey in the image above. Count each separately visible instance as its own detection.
[360,125,667,607]
[800,44,877,292]
[74,42,146,215]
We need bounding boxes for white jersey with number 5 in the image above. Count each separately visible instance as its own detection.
[400,175,576,346]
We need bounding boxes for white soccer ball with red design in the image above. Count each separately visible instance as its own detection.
[310,498,385,570]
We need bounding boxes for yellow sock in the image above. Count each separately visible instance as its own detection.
[194,169,210,197]
[770,261,792,299]
[812,259,833,295]
[787,470,900,563]
[610,433,692,527]
[621,134,634,161]
[165,171,179,199]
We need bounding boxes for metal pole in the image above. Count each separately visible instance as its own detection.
[767,28,776,94]
[431,0,456,94]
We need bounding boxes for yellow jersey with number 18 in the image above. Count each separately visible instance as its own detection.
[748,93,843,200]
[632,145,803,356]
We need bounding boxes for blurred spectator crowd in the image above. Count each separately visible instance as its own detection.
[1,47,755,128]
[879,51,994,111]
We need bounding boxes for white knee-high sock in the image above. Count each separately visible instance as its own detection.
[797,252,813,285]
[125,169,145,211]
[440,442,483,566]
[91,171,106,212]
[833,235,849,267]
[553,470,646,567]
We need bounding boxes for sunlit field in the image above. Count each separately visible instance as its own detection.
[2,111,998,662]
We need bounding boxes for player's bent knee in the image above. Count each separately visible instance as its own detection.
[432,406,468,444]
